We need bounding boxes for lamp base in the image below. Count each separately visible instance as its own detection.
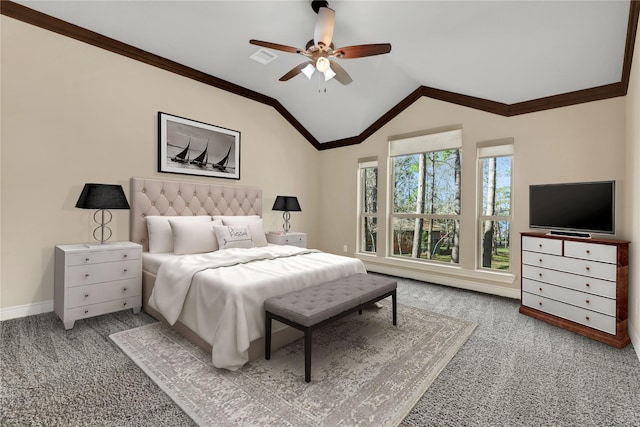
[93,209,113,244]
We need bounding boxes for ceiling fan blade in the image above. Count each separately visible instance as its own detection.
[329,60,353,85]
[249,39,302,54]
[314,7,335,49]
[333,43,392,59]
[279,62,313,81]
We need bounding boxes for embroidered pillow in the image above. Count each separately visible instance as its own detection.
[219,217,268,247]
[169,219,223,255]
[213,225,254,250]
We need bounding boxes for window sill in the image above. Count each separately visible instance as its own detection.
[355,252,519,299]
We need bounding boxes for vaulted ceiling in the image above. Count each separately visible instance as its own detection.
[4,1,639,149]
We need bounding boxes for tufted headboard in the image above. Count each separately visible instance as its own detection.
[130,177,263,251]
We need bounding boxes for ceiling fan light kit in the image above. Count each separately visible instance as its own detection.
[249,1,391,86]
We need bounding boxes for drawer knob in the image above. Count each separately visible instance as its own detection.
[538,273,542,277]
[585,316,590,321]
[539,287,542,291]
[123,254,128,258]
[123,287,128,292]
[84,310,89,314]
[585,283,591,287]
[586,250,590,254]
[84,293,89,298]
[585,300,590,304]
[538,244,542,248]
[84,273,90,278]
[586,266,590,271]
[123,269,128,273]
[123,302,128,306]
[85,258,90,262]
[539,258,543,263]
[538,302,543,306]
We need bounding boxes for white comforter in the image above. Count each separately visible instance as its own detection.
[148,245,366,370]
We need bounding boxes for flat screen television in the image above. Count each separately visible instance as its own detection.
[529,181,615,237]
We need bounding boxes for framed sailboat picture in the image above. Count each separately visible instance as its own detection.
[158,112,240,180]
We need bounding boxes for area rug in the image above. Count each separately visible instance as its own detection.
[110,301,476,426]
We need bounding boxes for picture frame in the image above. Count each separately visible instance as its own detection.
[158,112,240,180]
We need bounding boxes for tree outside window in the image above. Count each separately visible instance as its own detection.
[359,161,378,253]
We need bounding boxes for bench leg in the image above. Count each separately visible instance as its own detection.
[265,311,272,360]
[304,329,312,383]
[392,290,397,325]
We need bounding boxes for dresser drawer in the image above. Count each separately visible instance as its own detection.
[66,296,141,321]
[67,260,141,287]
[564,240,616,264]
[67,248,141,266]
[67,278,141,308]
[522,251,617,281]
[522,236,562,255]
[522,279,616,316]
[522,265,616,299]
[522,292,615,335]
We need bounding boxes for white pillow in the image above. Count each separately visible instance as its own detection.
[218,217,268,247]
[213,224,254,250]
[146,215,212,253]
[169,219,223,255]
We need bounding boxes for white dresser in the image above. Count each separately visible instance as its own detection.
[266,232,307,248]
[54,241,142,329]
[520,232,629,348]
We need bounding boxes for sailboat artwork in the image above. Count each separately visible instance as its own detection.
[159,112,240,180]
[190,141,208,168]
[212,144,232,172]
[171,139,190,164]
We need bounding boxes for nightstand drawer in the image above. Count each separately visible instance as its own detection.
[67,248,141,266]
[267,233,307,248]
[67,278,141,308]
[67,296,141,321]
[66,259,141,287]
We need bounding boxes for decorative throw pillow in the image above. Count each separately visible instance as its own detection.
[219,217,268,247]
[169,219,223,255]
[213,225,254,249]
[146,215,212,253]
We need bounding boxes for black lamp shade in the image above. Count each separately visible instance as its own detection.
[272,196,301,212]
[75,184,130,210]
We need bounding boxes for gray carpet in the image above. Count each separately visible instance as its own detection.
[2,275,639,426]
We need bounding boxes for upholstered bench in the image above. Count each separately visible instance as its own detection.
[264,273,397,382]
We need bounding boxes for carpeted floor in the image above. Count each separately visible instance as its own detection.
[2,275,639,426]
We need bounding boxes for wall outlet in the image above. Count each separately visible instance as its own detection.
[343,245,348,253]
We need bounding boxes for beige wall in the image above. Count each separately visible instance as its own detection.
[0,17,318,312]
[318,96,628,296]
[625,24,640,354]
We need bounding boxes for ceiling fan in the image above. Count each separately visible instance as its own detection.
[250,0,391,85]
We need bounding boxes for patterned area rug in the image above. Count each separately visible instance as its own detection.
[110,301,476,426]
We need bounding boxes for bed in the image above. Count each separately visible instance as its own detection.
[129,177,366,370]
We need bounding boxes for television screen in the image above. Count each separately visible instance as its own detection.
[529,181,615,235]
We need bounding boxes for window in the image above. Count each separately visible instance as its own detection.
[477,140,513,271]
[358,159,378,253]
[389,128,462,263]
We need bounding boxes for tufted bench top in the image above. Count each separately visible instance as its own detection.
[264,273,397,328]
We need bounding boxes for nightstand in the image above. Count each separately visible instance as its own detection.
[54,241,142,329]
[266,232,307,248]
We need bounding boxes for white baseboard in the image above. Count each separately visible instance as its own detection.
[0,300,53,321]
[629,321,640,362]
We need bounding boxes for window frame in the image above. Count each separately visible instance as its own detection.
[357,159,379,254]
[388,127,463,264]
[476,140,514,272]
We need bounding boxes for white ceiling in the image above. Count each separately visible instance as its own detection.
[16,1,632,144]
